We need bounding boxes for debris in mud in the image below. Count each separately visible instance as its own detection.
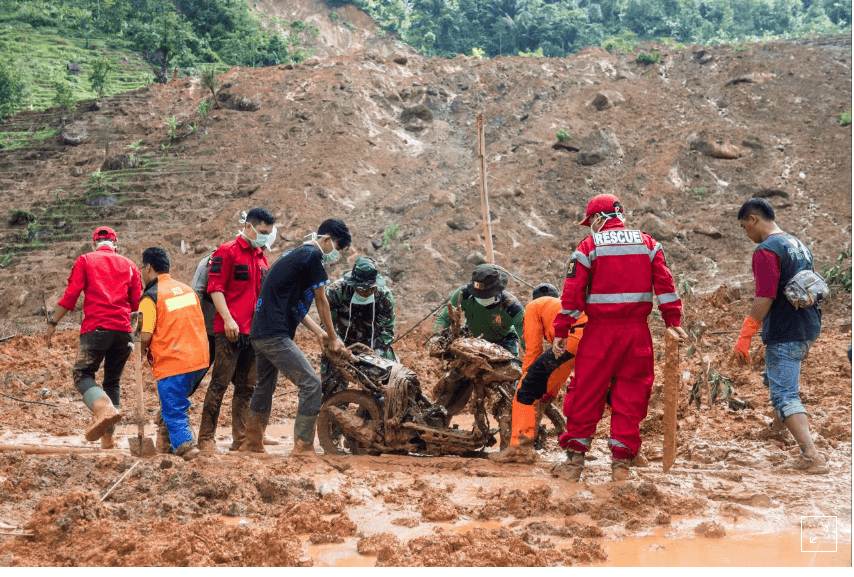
[694,521,727,538]
[282,502,356,536]
[391,517,420,528]
[309,533,344,544]
[357,532,401,561]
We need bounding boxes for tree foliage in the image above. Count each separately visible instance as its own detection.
[0,57,25,121]
[329,0,849,59]
[0,0,318,81]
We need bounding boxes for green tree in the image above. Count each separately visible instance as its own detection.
[0,58,25,121]
[88,56,113,97]
[52,78,75,111]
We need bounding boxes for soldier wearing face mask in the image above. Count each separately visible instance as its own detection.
[321,257,397,396]
[434,264,525,356]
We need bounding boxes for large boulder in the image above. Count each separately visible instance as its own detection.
[577,128,622,166]
[637,213,677,241]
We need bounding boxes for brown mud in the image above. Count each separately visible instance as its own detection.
[0,290,850,566]
[0,0,851,567]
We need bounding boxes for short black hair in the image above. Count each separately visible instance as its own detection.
[142,247,170,273]
[246,207,276,226]
[532,283,559,300]
[738,198,775,221]
[317,218,351,250]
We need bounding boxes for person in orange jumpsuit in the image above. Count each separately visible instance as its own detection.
[489,283,586,464]
[552,194,687,482]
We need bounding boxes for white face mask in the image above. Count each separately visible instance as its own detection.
[590,211,625,234]
[475,296,498,307]
[237,212,277,249]
[305,233,340,264]
[351,292,376,305]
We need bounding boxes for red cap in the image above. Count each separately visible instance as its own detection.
[92,226,117,242]
[579,194,623,226]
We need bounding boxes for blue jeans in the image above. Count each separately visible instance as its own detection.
[158,368,207,451]
[250,336,322,417]
[763,340,813,421]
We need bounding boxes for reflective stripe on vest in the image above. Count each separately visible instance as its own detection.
[586,292,653,304]
[560,308,583,319]
[657,292,680,304]
[572,250,590,268]
[649,243,662,262]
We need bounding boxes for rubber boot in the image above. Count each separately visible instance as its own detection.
[155,414,172,454]
[290,414,317,457]
[175,441,200,461]
[611,457,632,481]
[197,407,219,454]
[229,397,249,451]
[100,426,116,449]
[551,450,585,482]
[488,434,536,464]
[85,396,122,442]
[263,432,281,446]
[239,411,268,453]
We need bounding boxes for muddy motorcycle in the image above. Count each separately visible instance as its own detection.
[317,337,523,457]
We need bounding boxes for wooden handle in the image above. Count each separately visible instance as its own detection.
[663,329,679,473]
[133,341,145,429]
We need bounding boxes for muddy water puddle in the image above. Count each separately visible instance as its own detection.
[301,520,851,567]
[595,529,850,567]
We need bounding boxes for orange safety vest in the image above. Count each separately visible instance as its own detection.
[142,274,209,380]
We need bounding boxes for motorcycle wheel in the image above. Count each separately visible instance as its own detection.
[317,390,382,456]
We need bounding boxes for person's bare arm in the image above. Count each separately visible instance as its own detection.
[211,291,239,342]
[300,314,328,341]
[747,297,774,323]
[44,305,71,346]
[313,286,346,354]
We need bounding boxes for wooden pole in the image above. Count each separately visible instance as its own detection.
[476,113,495,264]
[663,328,680,472]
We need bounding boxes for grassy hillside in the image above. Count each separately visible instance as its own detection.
[0,25,154,111]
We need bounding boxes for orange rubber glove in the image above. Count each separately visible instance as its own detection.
[733,317,762,364]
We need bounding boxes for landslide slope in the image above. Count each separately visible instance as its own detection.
[0,31,850,327]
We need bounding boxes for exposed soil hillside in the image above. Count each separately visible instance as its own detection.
[0,6,850,567]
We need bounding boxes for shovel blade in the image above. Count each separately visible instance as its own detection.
[128,436,156,457]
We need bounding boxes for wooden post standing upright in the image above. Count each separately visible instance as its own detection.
[476,113,495,264]
[663,328,680,472]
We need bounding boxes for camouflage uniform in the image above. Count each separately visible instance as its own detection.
[322,258,397,398]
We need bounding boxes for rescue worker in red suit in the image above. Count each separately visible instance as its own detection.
[552,194,688,482]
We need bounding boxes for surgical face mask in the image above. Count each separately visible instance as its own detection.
[238,215,277,249]
[475,296,498,307]
[590,211,625,234]
[306,233,340,264]
[351,292,376,305]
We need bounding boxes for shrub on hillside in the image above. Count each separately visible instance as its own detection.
[0,59,25,121]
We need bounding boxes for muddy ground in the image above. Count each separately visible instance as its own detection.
[0,288,850,567]
[0,0,851,567]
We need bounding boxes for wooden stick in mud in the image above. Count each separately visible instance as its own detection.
[476,112,495,264]
[100,459,141,502]
[663,329,680,472]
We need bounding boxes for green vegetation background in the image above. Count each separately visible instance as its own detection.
[0,0,319,120]
[0,0,851,121]
[332,0,850,58]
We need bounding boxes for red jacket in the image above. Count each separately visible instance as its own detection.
[206,236,269,334]
[58,245,143,334]
[554,221,682,337]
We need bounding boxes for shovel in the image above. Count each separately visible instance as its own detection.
[128,311,156,457]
